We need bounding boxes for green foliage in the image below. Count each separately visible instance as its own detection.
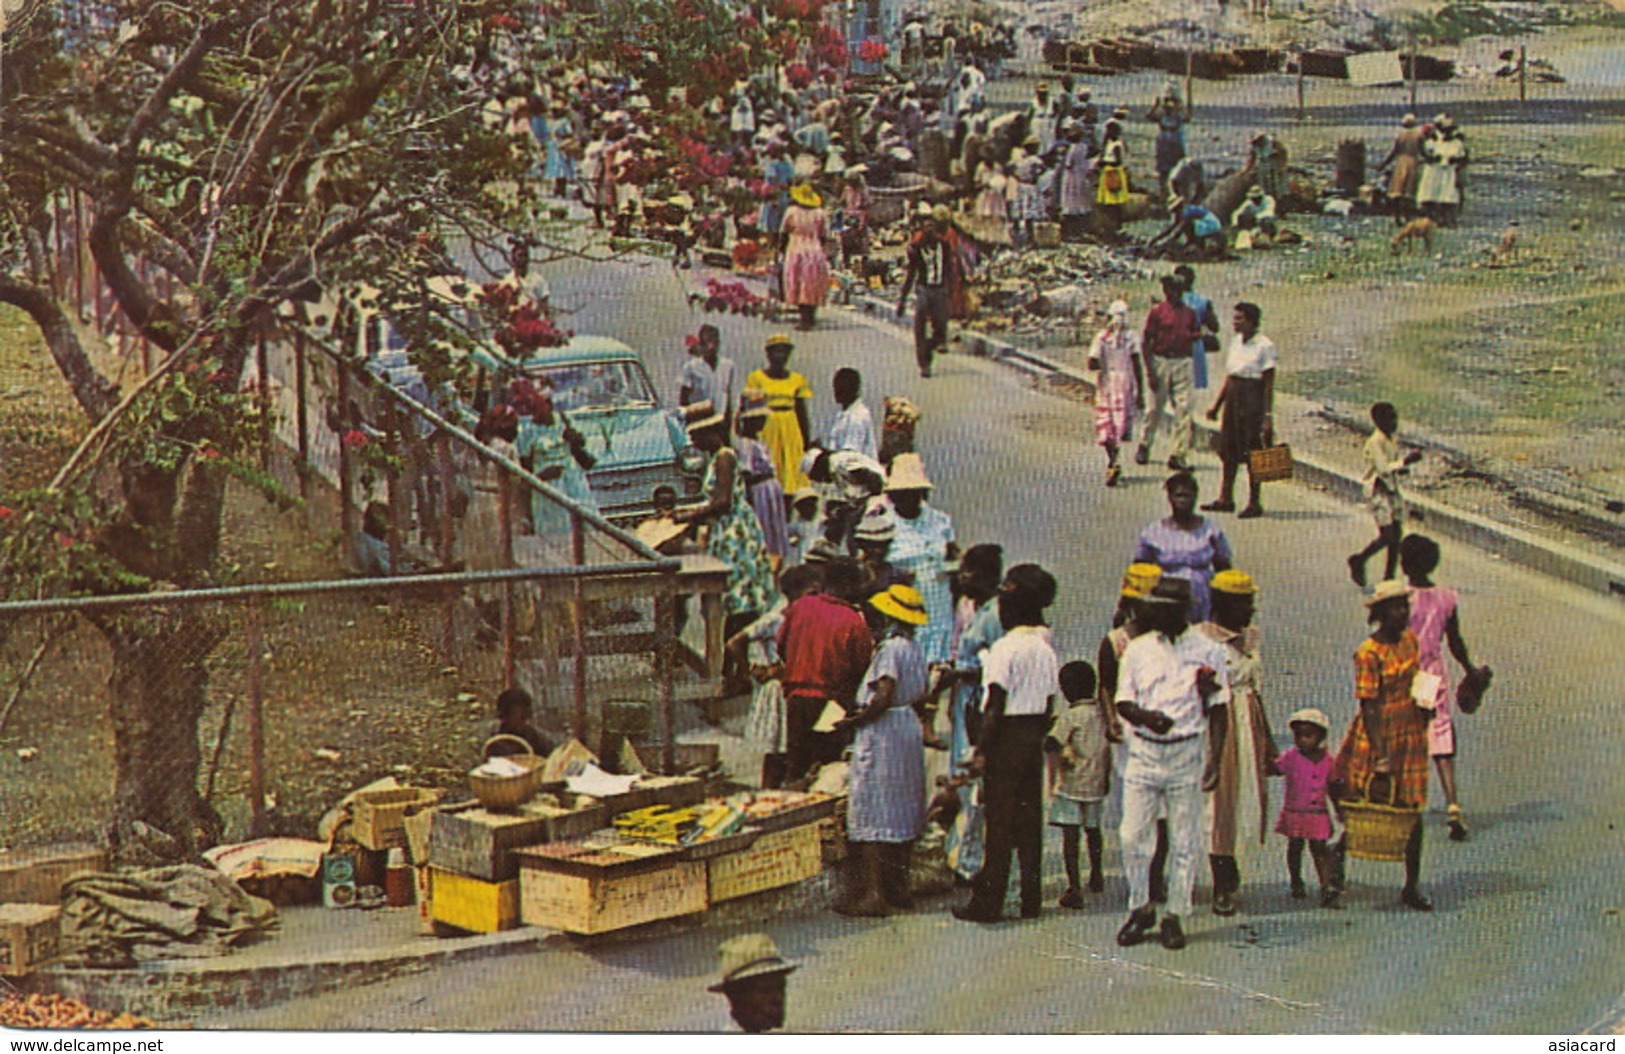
[1397,3,1530,46]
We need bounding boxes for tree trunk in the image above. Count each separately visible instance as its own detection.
[98,610,225,862]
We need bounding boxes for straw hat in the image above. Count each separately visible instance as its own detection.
[851,497,896,542]
[790,486,819,507]
[1211,569,1258,595]
[790,184,822,208]
[1108,298,1130,321]
[707,933,797,992]
[1287,708,1330,733]
[1142,575,1192,607]
[799,447,826,481]
[1363,579,1412,607]
[870,584,929,625]
[1119,562,1163,599]
[682,400,725,434]
[931,204,952,224]
[765,333,795,352]
[738,388,772,421]
[884,453,933,492]
[1401,112,1418,127]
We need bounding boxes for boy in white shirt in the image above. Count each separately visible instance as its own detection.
[826,368,878,461]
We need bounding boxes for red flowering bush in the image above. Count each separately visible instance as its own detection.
[341,429,369,449]
[495,304,571,355]
[784,62,814,89]
[771,0,825,20]
[858,38,888,63]
[702,278,764,314]
[811,24,847,67]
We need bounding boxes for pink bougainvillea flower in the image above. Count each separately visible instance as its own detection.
[341,429,369,449]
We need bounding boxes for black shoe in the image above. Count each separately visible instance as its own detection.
[1134,446,1149,466]
[1201,500,1235,513]
[952,903,1002,923]
[1237,504,1264,519]
[1290,881,1308,900]
[1020,904,1041,920]
[1212,892,1237,917]
[1116,907,1158,946]
[1346,554,1367,587]
[1159,914,1187,950]
[1167,457,1191,471]
[1400,887,1434,912]
[1058,889,1084,910]
[1319,888,1343,910]
[1088,872,1105,893]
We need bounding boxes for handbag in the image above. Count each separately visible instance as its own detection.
[1201,333,1221,352]
[1248,443,1293,483]
[1456,665,1494,714]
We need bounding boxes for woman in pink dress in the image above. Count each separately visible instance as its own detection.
[780,184,832,331]
[1087,299,1145,487]
[1400,533,1490,842]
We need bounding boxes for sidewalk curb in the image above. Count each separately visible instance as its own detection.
[842,287,1625,600]
[29,873,840,1022]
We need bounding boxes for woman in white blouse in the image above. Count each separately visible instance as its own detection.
[1203,302,1276,519]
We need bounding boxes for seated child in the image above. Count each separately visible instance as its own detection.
[485,687,556,759]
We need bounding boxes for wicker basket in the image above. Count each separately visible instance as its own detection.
[1247,443,1294,483]
[1336,774,1419,862]
[470,735,546,811]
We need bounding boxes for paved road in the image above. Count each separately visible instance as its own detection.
[199,245,1625,1033]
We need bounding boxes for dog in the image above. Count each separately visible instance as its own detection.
[1489,220,1520,264]
[1390,216,1437,255]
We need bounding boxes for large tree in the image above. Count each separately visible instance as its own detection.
[0,0,539,858]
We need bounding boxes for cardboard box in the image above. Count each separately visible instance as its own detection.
[0,844,107,904]
[0,904,61,977]
[428,867,521,934]
[516,843,705,935]
[430,800,610,882]
[352,788,443,851]
[706,823,823,903]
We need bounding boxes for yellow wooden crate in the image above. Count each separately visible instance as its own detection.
[706,823,823,903]
[428,867,521,933]
[516,852,706,935]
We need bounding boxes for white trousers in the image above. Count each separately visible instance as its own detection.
[1120,736,1206,918]
[1140,355,1195,462]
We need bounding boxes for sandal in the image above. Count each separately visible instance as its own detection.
[1447,804,1469,842]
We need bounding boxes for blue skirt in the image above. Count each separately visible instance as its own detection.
[847,708,926,843]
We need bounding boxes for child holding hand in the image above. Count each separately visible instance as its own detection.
[1045,661,1111,908]
[1271,708,1341,908]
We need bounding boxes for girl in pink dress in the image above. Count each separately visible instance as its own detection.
[1087,299,1145,487]
[1400,533,1489,842]
[1271,708,1341,907]
[780,186,832,331]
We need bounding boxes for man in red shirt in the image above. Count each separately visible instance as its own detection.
[1136,274,1201,471]
[777,557,874,782]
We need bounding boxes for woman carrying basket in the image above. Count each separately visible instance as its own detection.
[1331,579,1434,911]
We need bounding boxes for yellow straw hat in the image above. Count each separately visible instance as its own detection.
[790,184,822,208]
[1211,569,1259,595]
[870,584,929,625]
[765,333,795,351]
[1363,579,1412,607]
[1120,562,1163,599]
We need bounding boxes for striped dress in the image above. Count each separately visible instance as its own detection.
[1334,630,1429,809]
[847,634,929,843]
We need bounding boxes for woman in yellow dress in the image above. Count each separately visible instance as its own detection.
[745,334,813,493]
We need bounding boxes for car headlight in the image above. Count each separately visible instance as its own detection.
[677,445,708,475]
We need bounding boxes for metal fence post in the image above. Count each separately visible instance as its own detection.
[499,467,516,687]
[437,432,457,662]
[657,567,676,776]
[293,320,310,501]
[256,319,272,470]
[571,510,587,744]
[247,598,268,838]
[337,363,356,567]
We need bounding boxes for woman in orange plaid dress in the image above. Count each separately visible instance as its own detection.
[1332,579,1434,911]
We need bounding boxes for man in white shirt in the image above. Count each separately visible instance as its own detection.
[826,368,878,461]
[953,564,1060,923]
[1114,575,1230,950]
[678,324,738,436]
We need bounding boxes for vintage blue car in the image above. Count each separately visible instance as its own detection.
[469,338,708,523]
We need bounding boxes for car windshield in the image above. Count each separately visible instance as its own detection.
[530,361,657,413]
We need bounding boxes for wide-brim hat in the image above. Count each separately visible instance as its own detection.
[1211,569,1258,596]
[707,933,798,992]
[1363,579,1412,607]
[870,584,929,625]
[1142,575,1192,606]
[738,387,772,421]
[1120,562,1162,599]
[803,537,844,564]
[790,184,822,208]
[1246,186,1266,200]
[1288,707,1331,733]
[1401,112,1417,127]
[884,453,933,492]
[682,399,725,434]
[765,333,795,352]
[851,497,896,542]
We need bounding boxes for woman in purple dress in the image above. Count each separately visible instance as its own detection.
[1133,471,1233,624]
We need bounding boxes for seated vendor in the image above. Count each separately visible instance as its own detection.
[486,687,557,759]
[1230,185,1278,237]
[1147,201,1227,259]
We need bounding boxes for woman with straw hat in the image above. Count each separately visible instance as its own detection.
[780,183,833,331]
[1331,579,1434,911]
[884,453,957,665]
[673,403,777,692]
[1197,569,1278,917]
[832,584,931,916]
[734,389,789,562]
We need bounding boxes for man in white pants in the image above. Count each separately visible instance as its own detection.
[1113,576,1230,950]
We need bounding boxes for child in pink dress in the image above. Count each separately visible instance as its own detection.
[1271,708,1341,908]
[1400,533,1490,842]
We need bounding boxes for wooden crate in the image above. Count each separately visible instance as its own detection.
[516,845,706,935]
[593,775,712,817]
[0,904,61,977]
[706,823,824,903]
[430,800,610,882]
[428,867,521,934]
[0,844,106,904]
[352,788,444,851]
